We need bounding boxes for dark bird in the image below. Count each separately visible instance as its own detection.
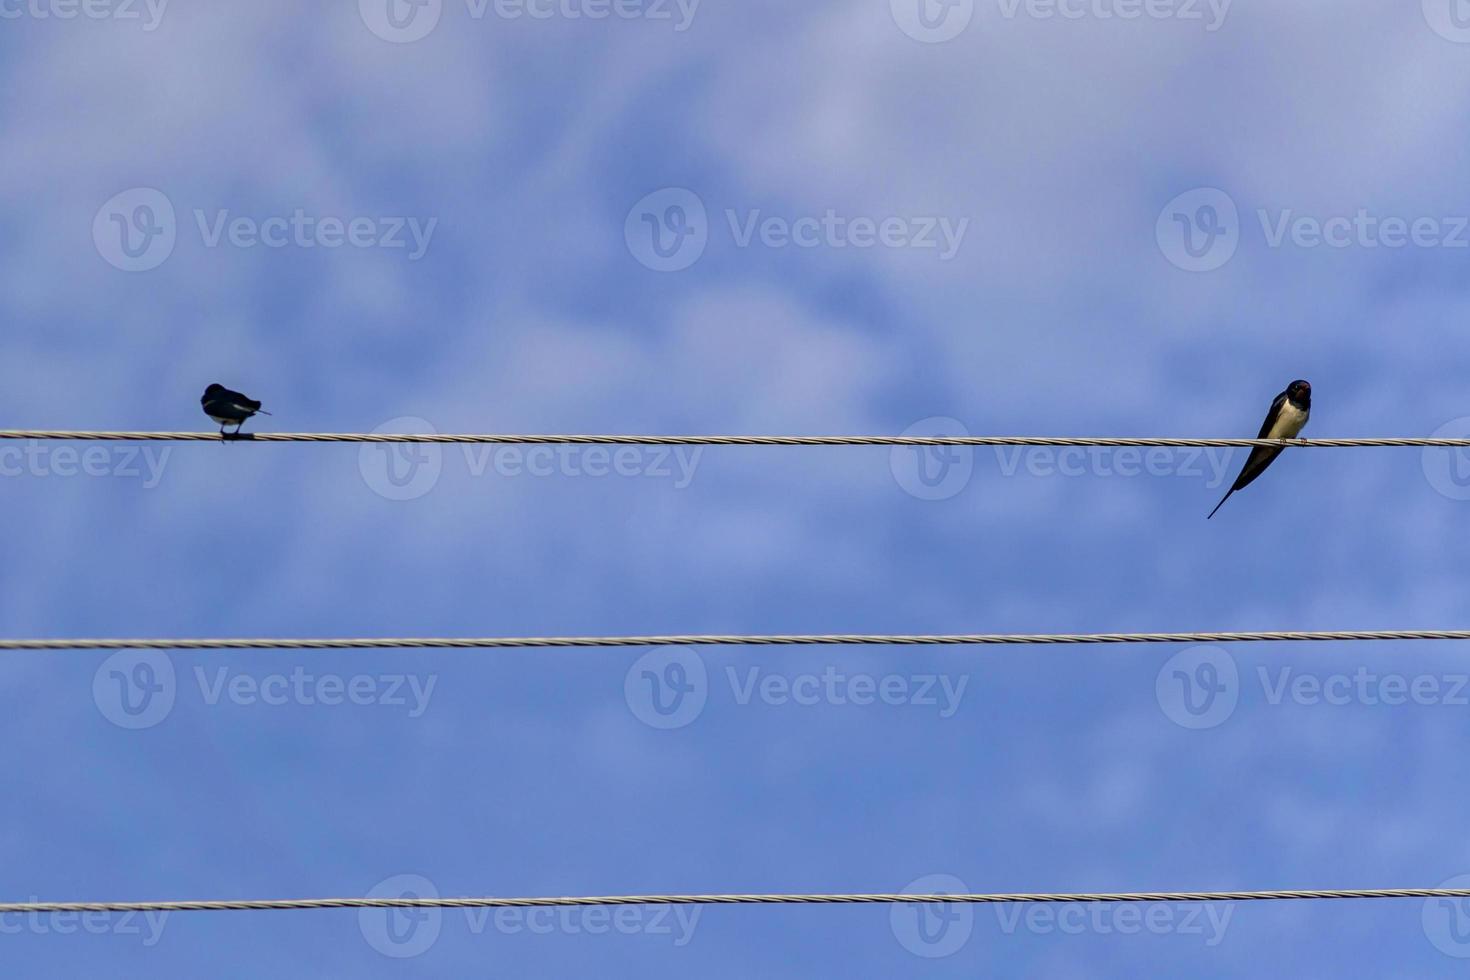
[1208,379,1312,519]
[201,383,270,437]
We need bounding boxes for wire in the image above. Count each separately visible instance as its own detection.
[8,629,1470,651]
[4,887,1469,915]
[13,433,1462,922]
[2,431,1470,447]
[8,436,1464,924]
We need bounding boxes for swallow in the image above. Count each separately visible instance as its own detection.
[201,383,271,437]
[1207,379,1311,519]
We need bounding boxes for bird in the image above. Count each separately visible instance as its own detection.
[1207,379,1311,519]
[201,383,271,437]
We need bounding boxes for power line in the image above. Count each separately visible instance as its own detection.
[9,433,1466,929]
[8,629,1470,651]
[4,886,1469,915]
[2,430,1470,448]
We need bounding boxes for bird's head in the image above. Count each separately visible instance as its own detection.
[1287,379,1311,407]
[203,383,226,398]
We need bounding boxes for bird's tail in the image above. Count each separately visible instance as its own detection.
[1207,488,1234,520]
[255,409,272,416]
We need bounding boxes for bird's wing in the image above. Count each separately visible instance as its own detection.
[1255,391,1288,439]
[1225,393,1292,493]
[202,397,251,420]
[216,388,261,412]
[1210,390,1295,517]
[1228,443,1285,493]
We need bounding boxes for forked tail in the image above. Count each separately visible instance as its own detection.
[1207,487,1235,520]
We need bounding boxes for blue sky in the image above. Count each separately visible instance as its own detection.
[6,0,1470,975]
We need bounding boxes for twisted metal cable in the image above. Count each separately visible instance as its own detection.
[1,431,1469,447]
[3,887,1469,915]
[6,629,1470,651]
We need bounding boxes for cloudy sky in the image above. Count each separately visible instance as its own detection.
[5,0,1470,975]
